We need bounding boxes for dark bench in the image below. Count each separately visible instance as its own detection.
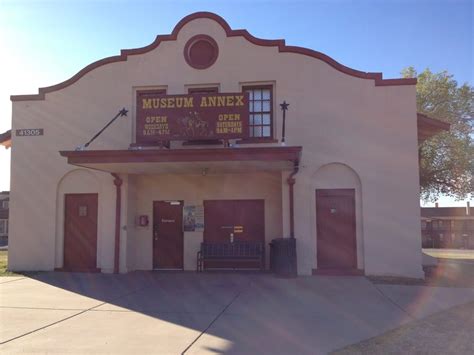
[197,241,265,272]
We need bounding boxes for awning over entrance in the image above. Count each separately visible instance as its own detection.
[417,113,450,143]
[0,130,11,149]
[59,146,302,174]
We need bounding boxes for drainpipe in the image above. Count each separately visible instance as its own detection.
[111,173,122,274]
[287,159,299,238]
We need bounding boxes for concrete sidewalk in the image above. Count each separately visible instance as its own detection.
[1,272,474,354]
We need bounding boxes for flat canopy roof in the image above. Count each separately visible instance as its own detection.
[417,113,450,143]
[0,130,11,149]
[60,146,302,175]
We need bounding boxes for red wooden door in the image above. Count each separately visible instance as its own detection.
[316,189,357,269]
[64,194,98,271]
[204,200,264,269]
[203,200,235,243]
[234,200,265,242]
[153,201,183,269]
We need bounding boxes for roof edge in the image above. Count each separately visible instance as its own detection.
[0,130,11,148]
[417,113,451,130]
[59,146,303,165]
[11,11,415,102]
[417,113,451,143]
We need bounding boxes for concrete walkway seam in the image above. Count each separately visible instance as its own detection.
[0,281,158,346]
[0,277,27,285]
[89,309,227,315]
[0,306,88,311]
[0,301,108,345]
[181,280,250,354]
[369,281,416,321]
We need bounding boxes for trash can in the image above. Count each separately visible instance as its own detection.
[269,237,297,277]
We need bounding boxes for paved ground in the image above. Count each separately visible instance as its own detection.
[334,260,474,354]
[1,272,474,354]
[333,301,474,354]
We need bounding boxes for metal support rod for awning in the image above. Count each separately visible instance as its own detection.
[76,108,128,151]
[111,173,122,274]
[287,159,299,238]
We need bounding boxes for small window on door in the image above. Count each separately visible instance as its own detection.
[78,205,88,217]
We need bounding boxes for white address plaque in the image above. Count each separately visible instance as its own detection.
[16,129,44,137]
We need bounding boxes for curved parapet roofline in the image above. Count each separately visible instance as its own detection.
[11,11,416,102]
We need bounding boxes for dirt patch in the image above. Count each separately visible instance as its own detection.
[332,301,474,354]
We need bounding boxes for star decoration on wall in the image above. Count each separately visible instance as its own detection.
[119,108,128,117]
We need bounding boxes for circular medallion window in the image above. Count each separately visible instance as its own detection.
[184,35,219,70]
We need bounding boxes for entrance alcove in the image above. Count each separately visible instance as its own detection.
[311,163,364,271]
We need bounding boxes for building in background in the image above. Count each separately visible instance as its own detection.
[0,131,11,246]
[0,191,9,245]
[421,202,473,249]
[3,12,449,277]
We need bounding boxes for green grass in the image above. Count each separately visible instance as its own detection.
[0,250,20,276]
[423,248,474,260]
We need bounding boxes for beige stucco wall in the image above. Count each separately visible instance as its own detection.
[9,14,422,277]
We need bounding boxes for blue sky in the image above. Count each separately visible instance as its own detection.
[0,0,472,205]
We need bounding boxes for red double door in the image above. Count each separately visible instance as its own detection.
[204,200,265,269]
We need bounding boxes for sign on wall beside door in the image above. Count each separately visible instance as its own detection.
[183,205,205,232]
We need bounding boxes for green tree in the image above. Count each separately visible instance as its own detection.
[402,67,473,201]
